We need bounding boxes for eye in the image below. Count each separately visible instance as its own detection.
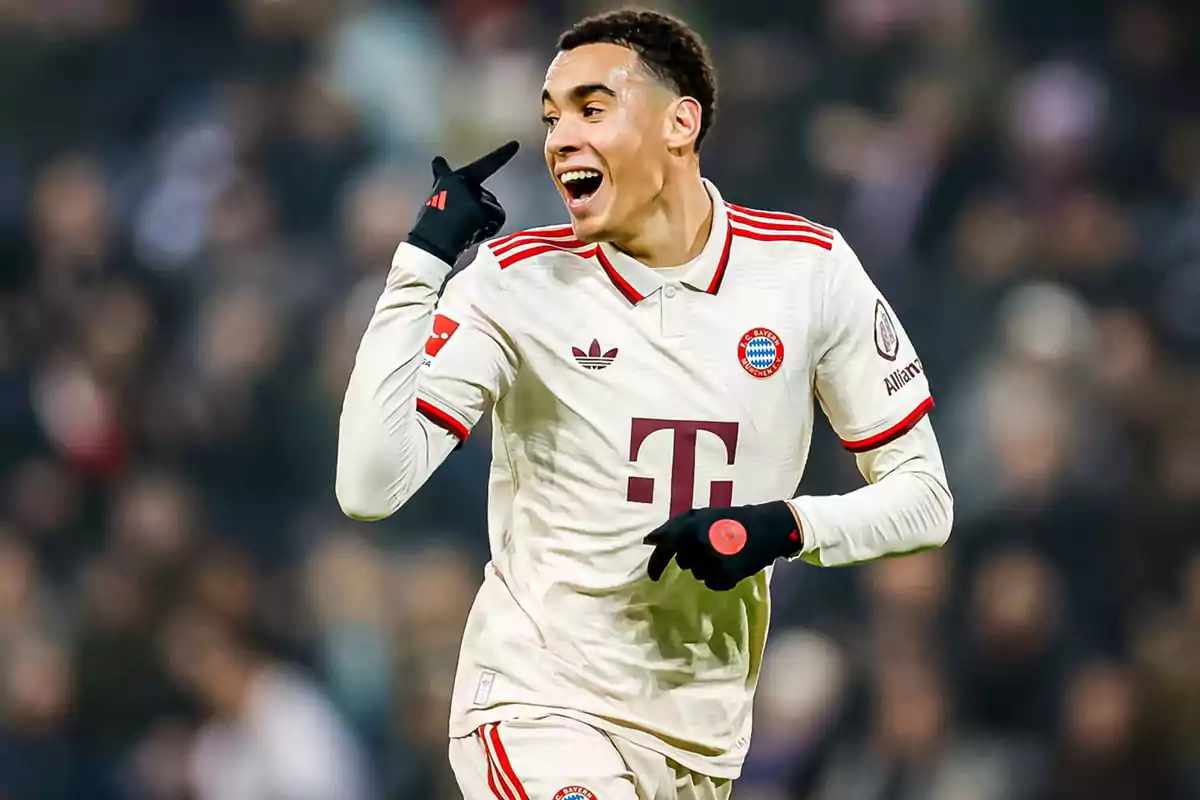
[582,105,603,118]
[541,114,558,130]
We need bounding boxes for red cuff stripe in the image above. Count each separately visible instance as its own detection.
[487,725,531,800]
[842,396,934,453]
[416,398,469,441]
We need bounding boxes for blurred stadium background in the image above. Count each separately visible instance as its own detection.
[1,0,1199,798]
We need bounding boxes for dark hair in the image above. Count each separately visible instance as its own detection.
[557,8,717,150]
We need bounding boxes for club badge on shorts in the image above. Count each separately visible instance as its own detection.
[738,327,784,378]
[553,787,597,800]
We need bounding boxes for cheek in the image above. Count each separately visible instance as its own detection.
[597,124,649,184]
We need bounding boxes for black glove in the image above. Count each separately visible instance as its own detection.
[644,501,802,591]
[406,140,519,265]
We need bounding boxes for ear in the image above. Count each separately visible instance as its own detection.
[664,96,703,153]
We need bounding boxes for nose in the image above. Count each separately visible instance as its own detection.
[546,116,582,159]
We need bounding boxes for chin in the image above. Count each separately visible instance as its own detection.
[565,208,611,243]
[569,216,606,243]
[561,182,619,242]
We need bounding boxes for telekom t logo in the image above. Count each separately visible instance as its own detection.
[627,418,740,517]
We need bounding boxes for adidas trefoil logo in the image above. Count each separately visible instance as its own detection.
[572,339,618,370]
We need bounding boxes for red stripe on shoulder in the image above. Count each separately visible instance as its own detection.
[842,397,934,453]
[726,202,835,235]
[727,209,835,241]
[487,225,588,267]
[489,225,575,250]
[491,234,585,258]
[495,241,590,269]
[730,225,835,250]
[416,398,469,441]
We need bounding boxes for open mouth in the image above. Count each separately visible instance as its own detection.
[560,169,604,207]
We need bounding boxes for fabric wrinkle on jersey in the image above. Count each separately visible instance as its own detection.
[418,180,934,779]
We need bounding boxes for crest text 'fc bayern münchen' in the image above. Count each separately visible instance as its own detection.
[738,328,784,378]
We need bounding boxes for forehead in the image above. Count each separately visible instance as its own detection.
[543,42,650,100]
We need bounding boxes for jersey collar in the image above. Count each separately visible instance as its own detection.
[594,179,733,305]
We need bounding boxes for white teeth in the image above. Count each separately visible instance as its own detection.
[560,169,602,184]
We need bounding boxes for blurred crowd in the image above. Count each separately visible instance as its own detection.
[0,0,1198,798]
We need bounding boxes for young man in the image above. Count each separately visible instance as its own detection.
[337,9,952,800]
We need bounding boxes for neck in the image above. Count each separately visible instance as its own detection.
[612,169,713,268]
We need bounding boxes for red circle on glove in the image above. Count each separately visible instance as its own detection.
[708,519,748,555]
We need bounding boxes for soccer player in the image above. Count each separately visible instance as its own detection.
[336,8,953,800]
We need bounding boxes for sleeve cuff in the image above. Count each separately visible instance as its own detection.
[785,499,820,559]
[391,242,454,285]
[840,396,934,453]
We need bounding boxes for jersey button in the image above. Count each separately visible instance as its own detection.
[664,285,677,298]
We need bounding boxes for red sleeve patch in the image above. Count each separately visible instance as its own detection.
[425,314,460,357]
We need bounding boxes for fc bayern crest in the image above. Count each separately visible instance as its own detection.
[874,299,899,361]
[738,328,784,378]
[553,787,597,800]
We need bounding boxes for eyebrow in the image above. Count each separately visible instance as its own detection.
[541,83,617,104]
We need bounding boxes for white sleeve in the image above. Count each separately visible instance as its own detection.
[787,233,952,565]
[335,243,518,520]
[788,416,953,566]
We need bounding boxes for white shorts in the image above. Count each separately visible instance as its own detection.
[448,714,733,800]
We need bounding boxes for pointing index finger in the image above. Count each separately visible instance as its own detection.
[458,140,520,185]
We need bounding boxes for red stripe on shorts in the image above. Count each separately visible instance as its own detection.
[480,725,515,800]
[488,724,531,800]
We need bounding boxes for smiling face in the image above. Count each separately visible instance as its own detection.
[542,43,684,242]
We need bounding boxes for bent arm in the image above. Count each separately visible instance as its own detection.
[788,417,953,566]
[336,243,461,520]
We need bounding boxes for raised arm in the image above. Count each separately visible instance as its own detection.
[335,142,520,520]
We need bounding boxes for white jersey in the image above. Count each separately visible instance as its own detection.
[336,179,952,779]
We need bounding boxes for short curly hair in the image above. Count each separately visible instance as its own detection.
[557,8,717,150]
